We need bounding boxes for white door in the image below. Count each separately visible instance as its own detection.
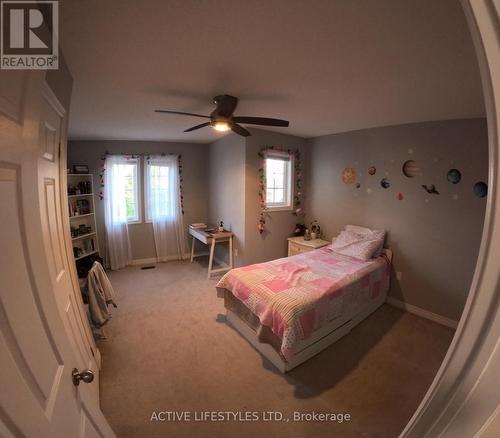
[0,71,114,437]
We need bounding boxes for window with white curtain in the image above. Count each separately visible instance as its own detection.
[145,162,171,221]
[108,157,140,223]
[265,152,293,210]
[144,155,186,261]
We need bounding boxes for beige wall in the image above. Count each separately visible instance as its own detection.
[68,140,209,261]
[305,118,488,321]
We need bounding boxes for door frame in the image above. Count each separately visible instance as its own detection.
[401,1,500,436]
[52,81,101,371]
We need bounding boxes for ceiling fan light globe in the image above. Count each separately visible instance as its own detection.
[213,121,230,132]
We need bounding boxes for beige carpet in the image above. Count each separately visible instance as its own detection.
[98,259,454,438]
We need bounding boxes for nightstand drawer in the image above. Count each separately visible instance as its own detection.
[287,236,331,257]
[288,241,313,256]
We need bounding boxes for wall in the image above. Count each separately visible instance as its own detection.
[68,140,209,261]
[207,129,306,267]
[305,118,488,321]
[207,134,246,266]
[244,128,306,265]
[46,52,73,111]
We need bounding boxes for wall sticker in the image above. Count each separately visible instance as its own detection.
[447,169,462,184]
[342,167,356,184]
[473,181,488,198]
[402,160,420,178]
[422,184,440,195]
[380,178,391,189]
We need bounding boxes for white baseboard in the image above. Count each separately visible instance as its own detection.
[130,257,157,266]
[130,253,191,266]
[386,296,458,329]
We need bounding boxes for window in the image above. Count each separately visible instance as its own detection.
[145,162,171,221]
[265,152,293,210]
[113,158,140,223]
[145,155,181,223]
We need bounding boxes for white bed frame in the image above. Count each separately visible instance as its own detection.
[225,249,393,373]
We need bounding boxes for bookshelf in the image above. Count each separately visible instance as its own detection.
[67,173,100,262]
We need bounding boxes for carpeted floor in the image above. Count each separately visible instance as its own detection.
[98,259,454,438]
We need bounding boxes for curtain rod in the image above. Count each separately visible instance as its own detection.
[103,152,179,156]
[101,152,182,161]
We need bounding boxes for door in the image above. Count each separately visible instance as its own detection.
[0,71,114,437]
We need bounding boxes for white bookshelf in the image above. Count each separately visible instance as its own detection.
[67,173,100,263]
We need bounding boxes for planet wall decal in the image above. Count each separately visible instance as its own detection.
[402,160,421,178]
[368,166,376,175]
[380,178,391,189]
[342,167,356,184]
[473,181,488,198]
[447,169,462,184]
[422,184,440,195]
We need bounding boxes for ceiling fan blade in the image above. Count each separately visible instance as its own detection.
[230,123,251,137]
[232,116,289,127]
[184,122,211,132]
[155,110,210,119]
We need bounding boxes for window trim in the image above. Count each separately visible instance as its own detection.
[264,151,294,212]
[123,157,142,224]
[144,160,171,223]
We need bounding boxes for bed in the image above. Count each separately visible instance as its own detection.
[216,244,392,373]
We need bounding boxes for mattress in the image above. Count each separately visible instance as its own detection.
[216,246,391,361]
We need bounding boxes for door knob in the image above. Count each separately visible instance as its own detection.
[72,368,94,386]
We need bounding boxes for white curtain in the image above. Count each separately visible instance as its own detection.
[104,155,132,270]
[146,155,186,261]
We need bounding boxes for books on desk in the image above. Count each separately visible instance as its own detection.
[190,223,207,229]
[189,223,222,233]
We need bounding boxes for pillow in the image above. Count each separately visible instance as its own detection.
[331,230,384,261]
[345,225,386,256]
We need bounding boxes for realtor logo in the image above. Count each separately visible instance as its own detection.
[1,0,58,69]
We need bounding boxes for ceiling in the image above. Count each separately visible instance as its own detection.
[60,0,485,143]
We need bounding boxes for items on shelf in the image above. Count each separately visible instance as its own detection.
[73,164,89,174]
[67,172,100,266]
[71,224,93,238]
[68,181,92,195]
[69,199,91,216]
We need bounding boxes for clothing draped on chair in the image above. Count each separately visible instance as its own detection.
[86,261,117,328]
[146,154,186,261]
[104,155,132,270]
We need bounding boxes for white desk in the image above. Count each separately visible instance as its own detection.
[189,226,234,279]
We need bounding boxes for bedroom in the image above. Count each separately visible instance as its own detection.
[1,1,499,438]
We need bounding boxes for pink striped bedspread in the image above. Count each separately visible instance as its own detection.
[216,246,390,361]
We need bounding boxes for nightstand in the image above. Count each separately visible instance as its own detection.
[287,236,330,256]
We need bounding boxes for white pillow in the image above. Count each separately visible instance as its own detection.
[331,230,384,261]
[345,225,386,256]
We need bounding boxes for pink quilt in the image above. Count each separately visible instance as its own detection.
[216,246,390,361]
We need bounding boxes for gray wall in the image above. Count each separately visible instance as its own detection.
[207,134,246,266]
[244,128,306,265]
[207,129,306,267]
[68,140,209,261]
[305,119,488,321]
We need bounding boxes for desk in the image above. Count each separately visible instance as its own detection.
[189,226,234,279]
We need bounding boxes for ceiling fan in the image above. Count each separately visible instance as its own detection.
[155,94,289,137]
